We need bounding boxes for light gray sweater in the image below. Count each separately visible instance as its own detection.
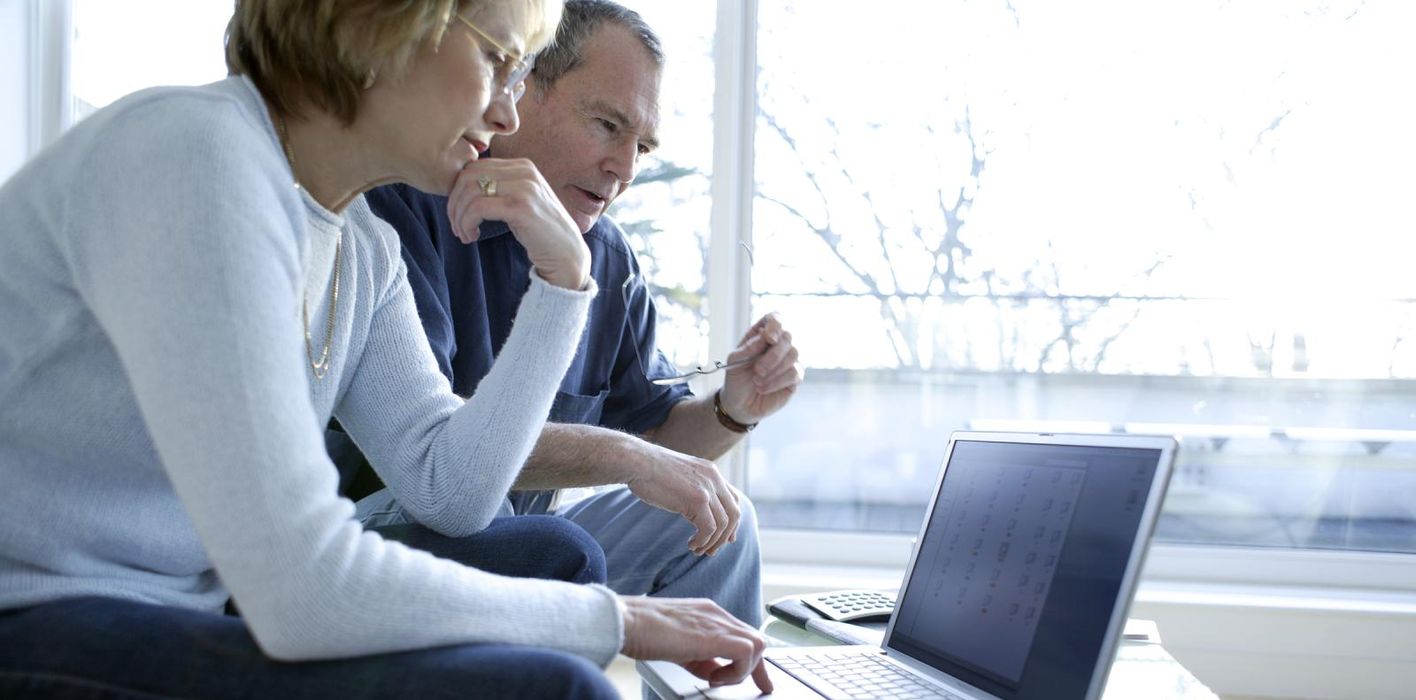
[0,76,622,664]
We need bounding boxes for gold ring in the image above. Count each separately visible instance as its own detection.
[477,177,498,197]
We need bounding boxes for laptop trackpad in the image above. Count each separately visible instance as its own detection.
[637,659,822,699]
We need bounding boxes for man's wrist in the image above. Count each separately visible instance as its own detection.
[713,390,757,433]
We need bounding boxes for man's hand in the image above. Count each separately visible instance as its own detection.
[719,312,804,425]
[620,596,774,693]
[624,440,741,556]
[446,158,590,290]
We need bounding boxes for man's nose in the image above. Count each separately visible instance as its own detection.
[604,139,640,186]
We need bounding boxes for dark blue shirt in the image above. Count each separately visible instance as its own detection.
[365,183,691,434]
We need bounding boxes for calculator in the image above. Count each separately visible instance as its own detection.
[799,589,897,623]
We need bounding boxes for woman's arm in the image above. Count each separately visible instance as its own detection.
[335,201,595,534]
[64,90,620,663]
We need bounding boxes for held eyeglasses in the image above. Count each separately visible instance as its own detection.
[621,241,760,386]
[456,15,536,102]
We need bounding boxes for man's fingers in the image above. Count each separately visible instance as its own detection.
[741,312,782,344]
[751,332,795,378]
[685,501,716,553]
[698,493,728,555]
[701,489,731,555]
[706,486,741,556]
[756,362,804,395]
[730,332,768,360]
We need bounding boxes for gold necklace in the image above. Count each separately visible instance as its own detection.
[276,112,341,380]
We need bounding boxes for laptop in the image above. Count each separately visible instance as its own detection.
[639,431,1176,700]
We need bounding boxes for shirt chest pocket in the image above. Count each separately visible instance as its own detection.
[548,388,610,425]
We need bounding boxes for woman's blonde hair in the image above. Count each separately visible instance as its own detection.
[226,0,562,125]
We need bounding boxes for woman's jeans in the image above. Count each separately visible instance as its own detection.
[0,515,617,699]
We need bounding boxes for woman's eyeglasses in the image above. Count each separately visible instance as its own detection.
[455,15,536,102]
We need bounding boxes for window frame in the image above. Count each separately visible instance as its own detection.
[24,0,1412,590]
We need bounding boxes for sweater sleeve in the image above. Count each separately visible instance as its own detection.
[335,204,597,535]
[61,92,622,663]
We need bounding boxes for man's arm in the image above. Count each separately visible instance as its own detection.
[514,423,742,556]
[644,312,804,461]
[523,312,801,555]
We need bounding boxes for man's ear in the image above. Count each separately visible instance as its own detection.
[525,78,553,103]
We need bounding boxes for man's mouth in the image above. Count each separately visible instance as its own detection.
[573,186,611,208]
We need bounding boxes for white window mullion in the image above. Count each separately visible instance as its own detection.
[28,0,72,154]
[0,0,31,180]
[709,0,758,485]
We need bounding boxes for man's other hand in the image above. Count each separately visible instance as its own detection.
[624,441,741,556]
[720,312,804,425]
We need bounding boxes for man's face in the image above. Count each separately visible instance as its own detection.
[493,23,662,233]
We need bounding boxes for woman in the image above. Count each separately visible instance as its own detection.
[0,0,768,697]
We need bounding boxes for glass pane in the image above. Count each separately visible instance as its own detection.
[69,0,717,370]
[603,1,717,369]
[746,0,1416,553]
[70,0,230,121]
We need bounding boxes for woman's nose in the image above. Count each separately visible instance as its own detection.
[486,90,520,135]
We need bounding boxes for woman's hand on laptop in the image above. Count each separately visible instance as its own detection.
[619,596,774,693]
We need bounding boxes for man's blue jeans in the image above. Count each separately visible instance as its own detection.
[0,516,617,699]
[360,486,766,627]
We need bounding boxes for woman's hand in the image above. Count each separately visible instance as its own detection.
[620,596,774,692]
[447,158,590,290]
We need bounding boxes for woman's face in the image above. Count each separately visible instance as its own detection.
[364,1,533,194]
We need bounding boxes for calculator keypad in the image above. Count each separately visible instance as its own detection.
[803,589,896,621]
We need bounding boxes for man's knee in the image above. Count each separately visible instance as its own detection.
[730,491,761,557]
[516,515,608,585]
[737,491,760,536]
[372,517,606,585]
[478,648,618,700]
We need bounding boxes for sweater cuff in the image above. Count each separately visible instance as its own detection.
[527,267,600,298]
[587,584,627,668]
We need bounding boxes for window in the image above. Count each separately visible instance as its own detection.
[602,1,718,370]
[55,0,1416,557]
[67,0,722,372]
[70,1,230,121]
[738,0,1416,554]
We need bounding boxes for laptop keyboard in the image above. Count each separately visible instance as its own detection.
[770,651,967,699]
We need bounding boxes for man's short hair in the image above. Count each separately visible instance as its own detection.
[530,0,664,94]
[225,0,563,125]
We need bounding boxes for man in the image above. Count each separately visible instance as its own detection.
[353,0,803,628]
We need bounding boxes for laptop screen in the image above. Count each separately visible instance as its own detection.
[886,438,1164,699]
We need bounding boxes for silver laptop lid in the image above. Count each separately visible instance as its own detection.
[880,431,1176,700]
